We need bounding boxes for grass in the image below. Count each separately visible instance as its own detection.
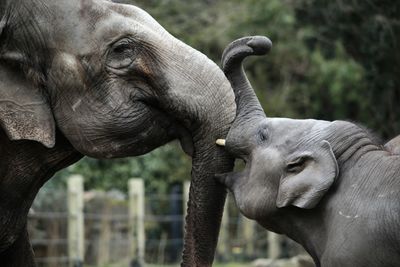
[86,262,251,267]
[147,264,250,267]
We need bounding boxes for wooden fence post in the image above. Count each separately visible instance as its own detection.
[268,232,282,259]
[68,175,84,267]
[243,217,255,256]
[97,204,111,265]
[129,178,145,267]
[217,198,229,259]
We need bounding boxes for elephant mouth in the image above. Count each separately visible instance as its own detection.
[176,127,194,156]
[120,102,194,158]
[215,154,250,188]
[215,171,240,189]
[138,99,194,156]
[63,100,183,159]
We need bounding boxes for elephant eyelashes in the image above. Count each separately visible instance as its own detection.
[106,38,136,70]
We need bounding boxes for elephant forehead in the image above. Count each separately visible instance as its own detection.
[269,117,319,131]
[22,0,106,52]
[268,118,330,143]
[93,13,165,46]
[39,0,165,53]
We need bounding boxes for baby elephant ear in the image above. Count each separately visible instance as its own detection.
[276,140,338,209]
[0,63,55,148]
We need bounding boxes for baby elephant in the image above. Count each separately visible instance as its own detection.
[216,36,400,267]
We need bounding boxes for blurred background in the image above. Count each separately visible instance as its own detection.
[29,0,400,266]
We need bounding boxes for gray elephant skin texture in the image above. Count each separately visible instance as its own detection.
[217,36,400,267]
[0,0,237,266]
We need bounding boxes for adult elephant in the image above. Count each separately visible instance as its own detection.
[216,36,400,267]
[0,0,236,266]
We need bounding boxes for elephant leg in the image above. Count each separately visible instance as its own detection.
[0,225,36,267]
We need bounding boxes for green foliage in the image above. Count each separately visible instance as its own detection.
[289,43,367,121]
[52,142,190,193]
[220,0,367,119]
[295,0,400,137]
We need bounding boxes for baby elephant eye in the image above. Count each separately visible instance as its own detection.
[258,124,269,142]
[107,39,136,70]
[286,156,309,173]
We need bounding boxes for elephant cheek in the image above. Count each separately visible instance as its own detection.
[236,196,259,220]
[47,53,87,112]
[48,53,84,87]
[234,184,270,220]
[232,184,254,219]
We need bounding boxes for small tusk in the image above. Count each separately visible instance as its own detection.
[216,139,226,146]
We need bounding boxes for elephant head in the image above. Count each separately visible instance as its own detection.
[0,0,236,265]
[216,36,343,222]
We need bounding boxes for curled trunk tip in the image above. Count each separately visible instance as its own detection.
[221,35,271,120]
[222,36,272,74]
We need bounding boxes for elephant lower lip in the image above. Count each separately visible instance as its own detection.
[178,131,194,156]
[214,173,227,184]
[215,171,242,188]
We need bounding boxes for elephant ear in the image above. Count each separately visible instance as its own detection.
[0,61,56,148]
[276,140,338,209]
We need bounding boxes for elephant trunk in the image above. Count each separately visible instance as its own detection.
[179,83,234,266]
[159,38,236,266]
[221,36,272,157]
[182,136,233,266]
[222,36,271,123]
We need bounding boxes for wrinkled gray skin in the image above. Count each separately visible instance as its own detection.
[217,36,400,267]
[0,0,236,266]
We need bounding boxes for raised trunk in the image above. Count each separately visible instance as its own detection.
[221,36,271,157]
[222,36,271,122]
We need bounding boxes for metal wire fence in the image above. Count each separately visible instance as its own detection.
[28,178,305,267]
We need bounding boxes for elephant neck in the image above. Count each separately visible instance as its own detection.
[0,129,81,251]
[260,208,325,266]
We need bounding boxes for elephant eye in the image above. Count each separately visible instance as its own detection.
[258,124,269,143]
[107,39,136,70]
[113,43,131,54]
[286,156,309,173]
